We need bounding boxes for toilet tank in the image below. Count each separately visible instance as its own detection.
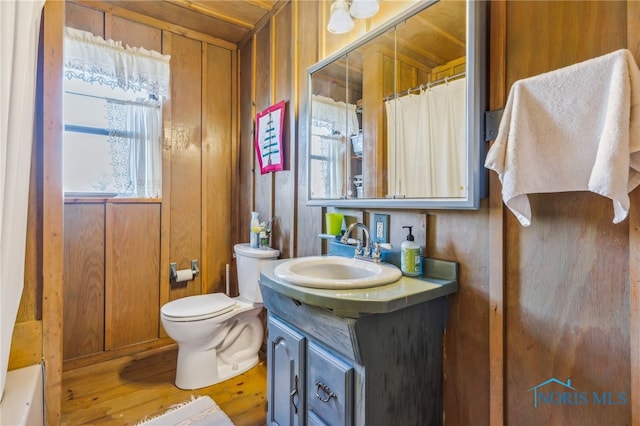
[234,243,279,303]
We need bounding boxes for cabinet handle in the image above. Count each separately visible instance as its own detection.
[290,375,299,414]
[315,380,337,402]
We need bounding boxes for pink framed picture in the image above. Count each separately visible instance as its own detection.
[254,100,285,174]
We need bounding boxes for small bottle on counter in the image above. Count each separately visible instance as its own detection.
[250,212,260,248]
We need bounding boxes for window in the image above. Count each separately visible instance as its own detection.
[63,27,170,197]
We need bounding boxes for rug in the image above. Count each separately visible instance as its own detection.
[135,396,235,426]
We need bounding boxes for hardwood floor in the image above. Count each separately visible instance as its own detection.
[61,345,267,425]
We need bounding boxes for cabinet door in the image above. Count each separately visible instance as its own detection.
[267,315,306,426]
[307,341,354,426]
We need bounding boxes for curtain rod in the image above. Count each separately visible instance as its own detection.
[64,90,160,107]
[383,71,466,102]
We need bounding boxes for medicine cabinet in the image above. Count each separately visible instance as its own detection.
[307,0,487,209]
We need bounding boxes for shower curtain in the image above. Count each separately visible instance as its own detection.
[385,78,466,198]
[0,0,45,400]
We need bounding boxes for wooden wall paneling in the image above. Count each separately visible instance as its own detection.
[168,33,203,300]
[230,46,239,256]
[503,2,629,424]
[159,30,173,334]
[272,3,294,259]
[63,203,105,359]
[65,2,104,37]
[431,206,490,426]
[505,1,626,80]
[19,107,42,324]
[397,61,417,93]
[253,23,273,222]
[71,0,236,51]
[630,1,640,57]
[361,51,384,198]
[105,13,161,52]
[295,0,322,258]
[488,1,506,425]
[631,188,640,426]
[505,194,630,424]
[628,4,640,424]
[42,2,65,423]
[8,321,42,370]
[105,202,161,349]
[202,43,234,295]
[237,42,255,251]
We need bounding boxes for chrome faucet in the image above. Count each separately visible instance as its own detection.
[340,222,380,262]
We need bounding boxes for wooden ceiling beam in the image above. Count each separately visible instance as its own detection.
[166,0,254,29]
[70,0,237,50]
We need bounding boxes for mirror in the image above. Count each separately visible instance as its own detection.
[307,0,486,209]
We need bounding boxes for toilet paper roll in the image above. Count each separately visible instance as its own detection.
[175,269,194,282]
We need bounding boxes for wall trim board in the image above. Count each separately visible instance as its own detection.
[42,1,65,423]
[488,1,507,425]
[63,338,176,371]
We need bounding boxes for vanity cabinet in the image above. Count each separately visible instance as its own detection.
[267,315,305,426]
[267,315,354,426]
[261,282,449,426]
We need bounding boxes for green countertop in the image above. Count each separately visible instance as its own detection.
[259,257,459,318]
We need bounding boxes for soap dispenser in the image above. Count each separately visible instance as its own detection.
[401,226,421,277]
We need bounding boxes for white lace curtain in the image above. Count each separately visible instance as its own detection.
[64,27,170,101]
[63,27,169,197]
[385,78,467,198]
[105,100,163,197]
[311,95,359,198]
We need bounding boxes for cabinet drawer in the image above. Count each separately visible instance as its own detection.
[307,341,353,426]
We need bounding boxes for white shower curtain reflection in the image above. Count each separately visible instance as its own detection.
[386,78,466,198]
[0,0,45,400]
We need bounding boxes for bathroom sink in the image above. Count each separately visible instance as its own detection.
[272,255,402,289]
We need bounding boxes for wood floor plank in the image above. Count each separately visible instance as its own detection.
[61,346,267,426]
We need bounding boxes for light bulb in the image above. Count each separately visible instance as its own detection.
[349,0,380,19]
[327,0,355,34]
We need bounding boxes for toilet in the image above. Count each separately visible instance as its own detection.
[160,243,279,390]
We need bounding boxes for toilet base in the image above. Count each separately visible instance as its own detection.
[175,350,260,390]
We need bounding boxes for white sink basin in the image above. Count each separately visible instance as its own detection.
[273,256,402,289]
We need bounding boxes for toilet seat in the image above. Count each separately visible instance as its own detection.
[161,293,236,322]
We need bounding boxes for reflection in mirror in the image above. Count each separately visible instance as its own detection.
[308,0,486,209]
[309,55,361,199]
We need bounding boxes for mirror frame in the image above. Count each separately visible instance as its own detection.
[306,0,487,209]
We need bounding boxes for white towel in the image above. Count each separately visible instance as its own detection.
[485,49,640,226]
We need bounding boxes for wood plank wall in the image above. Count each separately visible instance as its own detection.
[496,2,634,425]
[238,2,299,258]
[10,1,237,421]
[61,0,237,347]
[10,1,640,424]
[42,2,65,423]
[245,1,640,425]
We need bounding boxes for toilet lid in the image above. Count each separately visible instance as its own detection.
[161,293,236,321]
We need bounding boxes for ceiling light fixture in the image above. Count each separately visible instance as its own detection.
[327,0,354,34]
[349,0,380,19]
[327,0,380,34]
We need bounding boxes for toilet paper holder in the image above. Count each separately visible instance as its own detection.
[169,260,200,282]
